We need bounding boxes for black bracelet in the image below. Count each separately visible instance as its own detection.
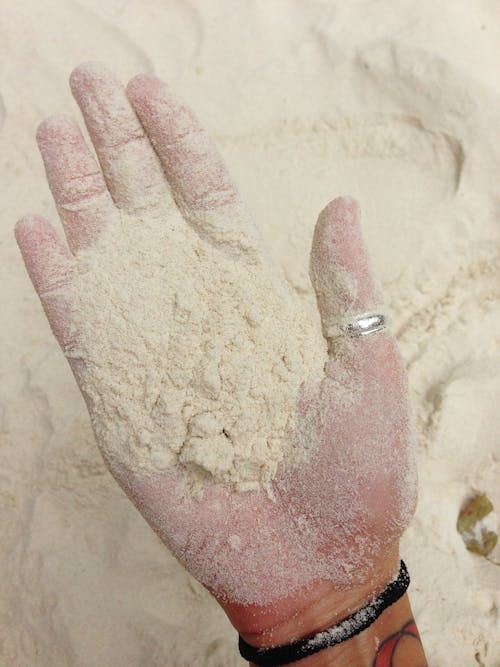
[238,560,410,667]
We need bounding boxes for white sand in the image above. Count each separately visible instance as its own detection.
[1,1,499,665]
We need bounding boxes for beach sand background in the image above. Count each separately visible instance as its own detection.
[1,1,499,665]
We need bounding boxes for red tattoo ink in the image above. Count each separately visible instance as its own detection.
[373,620,420,666]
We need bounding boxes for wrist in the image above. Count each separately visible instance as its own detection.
[227,545,400,648]
[223,544,427,666]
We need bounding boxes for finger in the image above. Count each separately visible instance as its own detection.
[15,215,76,350]
[36,115,118,253]
[69,61,174,216]
[126,73,260,256]
[309,196,385,347]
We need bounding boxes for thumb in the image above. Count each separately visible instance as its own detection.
[309,196,385,350]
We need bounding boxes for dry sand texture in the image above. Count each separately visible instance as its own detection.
[1,1,500,665]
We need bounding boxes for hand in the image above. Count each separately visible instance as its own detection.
[15,62,417,642]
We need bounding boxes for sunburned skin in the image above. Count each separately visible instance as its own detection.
[15,62,418,619]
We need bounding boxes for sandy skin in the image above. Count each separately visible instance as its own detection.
[15,62,418,640]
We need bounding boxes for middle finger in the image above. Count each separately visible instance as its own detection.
[69,61,175,216]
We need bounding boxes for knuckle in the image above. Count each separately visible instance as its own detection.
[58,172,108,211]
[105,129,146,151]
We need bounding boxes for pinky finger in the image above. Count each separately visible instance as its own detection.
[15,215,76,350]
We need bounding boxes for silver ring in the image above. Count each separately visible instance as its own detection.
[344,313,386,337]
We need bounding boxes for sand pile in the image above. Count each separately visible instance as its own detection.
[1,1,499,665]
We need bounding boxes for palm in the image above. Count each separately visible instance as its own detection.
[16,62,417,632]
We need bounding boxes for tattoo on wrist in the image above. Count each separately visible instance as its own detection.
[373,619,426,667]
